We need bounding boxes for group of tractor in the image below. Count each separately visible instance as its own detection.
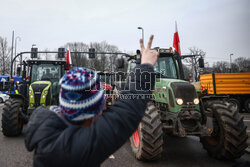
[1,47,248,162]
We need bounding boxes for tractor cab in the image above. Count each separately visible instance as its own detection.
[27,60,66,108]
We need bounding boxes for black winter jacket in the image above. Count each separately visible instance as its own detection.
[25,64,155,167]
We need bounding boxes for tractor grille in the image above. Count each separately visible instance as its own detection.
[31,84,48,107]
[171,82,197,105]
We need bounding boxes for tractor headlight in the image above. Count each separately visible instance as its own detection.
[42,95,46,99]
[193,98,199,105]
[29,90,32,94]
[44,90,48,94]
[176,98,183,105]
[30,95,33,98]
[30,103,33,107]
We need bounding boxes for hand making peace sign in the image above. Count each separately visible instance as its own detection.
[140,35,159,66]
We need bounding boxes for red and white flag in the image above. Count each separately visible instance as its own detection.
[66,46,72,70]
[173,21,181,56]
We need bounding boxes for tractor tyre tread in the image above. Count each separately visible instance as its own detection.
[200,100,248,160]
[1,99,23,137]
[130,102,163,161]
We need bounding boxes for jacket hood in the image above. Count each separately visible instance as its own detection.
[25,106,69,152]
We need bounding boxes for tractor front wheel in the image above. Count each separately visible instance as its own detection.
[200,101,248,159]
[130,102,163,160]
[1,98,24,137]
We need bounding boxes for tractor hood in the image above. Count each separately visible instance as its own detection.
[29,81,52,108]
[170,82,198,104]
[155,78,187,90]
[154,78,198,106]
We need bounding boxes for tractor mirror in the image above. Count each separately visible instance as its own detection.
[17,67,21,76]
[199,57,204,68]
[116,58,124,69]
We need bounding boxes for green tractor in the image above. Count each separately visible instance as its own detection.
[118,48,247,160]
[1,50,67,137]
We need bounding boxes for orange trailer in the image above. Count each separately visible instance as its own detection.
[200,72,250,112]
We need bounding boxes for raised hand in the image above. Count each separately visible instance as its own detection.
[140,35,159,66]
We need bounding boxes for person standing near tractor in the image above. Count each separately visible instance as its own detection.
[25,35,159,167]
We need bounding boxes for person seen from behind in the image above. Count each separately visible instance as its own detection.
[25,35,159,167]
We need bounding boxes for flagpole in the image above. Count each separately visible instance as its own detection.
[175,21,177,32]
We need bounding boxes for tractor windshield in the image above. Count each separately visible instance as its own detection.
[154,56,178,79]
[31,64,62,84]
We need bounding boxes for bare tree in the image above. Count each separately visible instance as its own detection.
[89,41,120,71]
[184,47,206,81]
[0,36,11,75]
[234,57,250,72]
[64,42,89,68]
[38,48,53,60]
[64,41,121,71]
[212,61,230,73]
[211,57,250,73]
[182,64,192,80]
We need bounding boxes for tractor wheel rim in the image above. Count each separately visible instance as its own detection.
[132,128,139,148]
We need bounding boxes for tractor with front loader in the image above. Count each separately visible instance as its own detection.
[117,48,247,160]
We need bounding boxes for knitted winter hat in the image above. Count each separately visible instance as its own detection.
[59,67,105,122]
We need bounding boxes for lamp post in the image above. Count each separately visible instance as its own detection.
[230,53,233,72]
[137,27,144,42]
[11,31,14,70]
[14,36,21,75]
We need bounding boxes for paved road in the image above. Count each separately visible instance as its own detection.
[0,103,249,167]
[0,104,33,167]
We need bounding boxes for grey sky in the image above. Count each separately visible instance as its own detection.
[1,0,249,66]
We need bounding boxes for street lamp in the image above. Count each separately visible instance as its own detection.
[230,53,233,72]
[32,44,36,48]
[137,27,144,42]
[14,36,21,75]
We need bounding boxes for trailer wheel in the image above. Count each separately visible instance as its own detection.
[244,99,250,113]
[228,98,241,113]
[0,98,3,103]
[1,99,24,137]
[130,102,163,160]
[200,101,248,159]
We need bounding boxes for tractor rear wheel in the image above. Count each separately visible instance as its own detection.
[200,101,248,159]
[130,102,163,160]
[1,98,24,137]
